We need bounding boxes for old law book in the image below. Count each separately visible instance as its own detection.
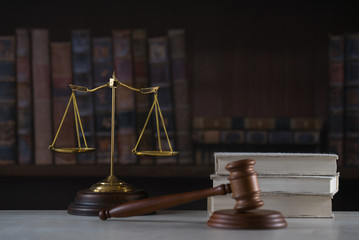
[50,42,76,165]
[92,37,113,164]
[211,174,339,196]
[112,29,136,164]
[168,29,192,164]
[214,152,338,176]
[16,29,33,165]
[71,29,96,164]
[328,34,345,165]
[0,36,16,165]
[132,29,154,165]
[208,194,334,218]
[31,29,53,165]
[148,36,176,164]
[344,33,359,167]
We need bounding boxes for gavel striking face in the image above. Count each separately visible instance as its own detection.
[99,159,263,220]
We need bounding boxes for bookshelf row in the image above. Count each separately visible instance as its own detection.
[0,164,356,179]
[0,28,192,166]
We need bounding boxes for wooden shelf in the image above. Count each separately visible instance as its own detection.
[1,165,357,179]
[0,165,214,178]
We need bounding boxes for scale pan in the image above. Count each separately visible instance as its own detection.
[50,147,96,154]
[134,151,179,157]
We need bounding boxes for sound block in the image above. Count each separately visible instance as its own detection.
[207,209,287,229]
[67,188,148,216]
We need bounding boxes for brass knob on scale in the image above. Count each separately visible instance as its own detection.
[49,71,179,216]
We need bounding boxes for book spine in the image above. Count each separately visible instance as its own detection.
[244,118,276,130]
[0,36,16,165]
[31,29,53,165]
[168,29,193,164]
[193,117,323,131]
[92,37,113,164]
[268,131,294,144]
[328,35,345,166]
[50,42,76,165]
[16,29,33,165]
[71,29,96,164]
[148,36,176,164]
[344,33,359,166]
[245,131,268,144]
[290,118,323,130]
[112,29,137,165]
[293,131,320,145]
[132,29,154,165]
[192,117,232,130]
[220,130,245,144]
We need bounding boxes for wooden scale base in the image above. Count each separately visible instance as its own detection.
[67,189,148,216]
[207,209,287,229]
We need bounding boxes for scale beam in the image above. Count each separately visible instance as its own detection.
[49,71,179,194]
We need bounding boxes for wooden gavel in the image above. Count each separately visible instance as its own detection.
[99,159,263,220]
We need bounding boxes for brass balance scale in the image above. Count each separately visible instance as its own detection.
[49,72,178,216]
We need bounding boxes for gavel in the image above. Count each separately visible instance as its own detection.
[99,159,262,219]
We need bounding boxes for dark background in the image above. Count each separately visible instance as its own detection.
[1,0,359,211]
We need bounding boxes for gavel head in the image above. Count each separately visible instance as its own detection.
[225,159,264,212]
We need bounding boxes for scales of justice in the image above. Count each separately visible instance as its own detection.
[49,71,178,216]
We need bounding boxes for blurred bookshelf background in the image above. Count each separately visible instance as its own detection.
[0,0,359,211]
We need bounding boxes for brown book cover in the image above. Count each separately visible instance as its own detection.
[31,29,53,165]
[132,29,154,165]
[290,118,323,130]
[192,130,220,144]
[112,29,137,165]
[192,117,232,130]
[16,29,33,165]
[168,29,192,164]
[344,33,359,166]
[328,35,345,165]
[244,118,276,130]
[71,29,96,164]
[92,37,113,164]
[50,42,76,165]
[0,36,16,165]
[148,36,176,164]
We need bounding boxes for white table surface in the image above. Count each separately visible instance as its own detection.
[0,210,358,240]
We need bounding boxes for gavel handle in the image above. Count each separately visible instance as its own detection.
[99,184,231,220]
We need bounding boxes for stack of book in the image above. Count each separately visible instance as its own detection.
[208,152,339,218]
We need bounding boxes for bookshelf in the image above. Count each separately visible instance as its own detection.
[0,165,213,178]
[1,1,359,211]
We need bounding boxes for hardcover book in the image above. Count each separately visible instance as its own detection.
[208,194,334,218]
[51,42,76,165]
[71,29,96,164]
[31,29,53,165]
[193,117,232,130]
[16,29,33,165]
[132,29,154,165]
[148,36,176,164]
[168,29,192,164]
[214,152,338,176]
[0,36,16,165]
[328,35,345,165]
[112,29,137,165]
[211,174,339,196]
[345,33,359,166]
[92,37,113,164]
